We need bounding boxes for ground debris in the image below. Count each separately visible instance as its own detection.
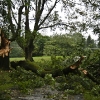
[11,85,84,100]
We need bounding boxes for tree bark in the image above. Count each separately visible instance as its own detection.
[11,56,84,77]
[0,56,9,70]
[25,46,34,61]
[0,28,10,70]
[25,38,34,61]
[24,0,34,61]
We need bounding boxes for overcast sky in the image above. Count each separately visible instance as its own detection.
[29,0,98,40]
[1,0,98,40]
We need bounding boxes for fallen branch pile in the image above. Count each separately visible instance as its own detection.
[10,56,100,84]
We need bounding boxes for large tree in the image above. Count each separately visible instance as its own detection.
[43,33,86,56]
[1,0,99,61]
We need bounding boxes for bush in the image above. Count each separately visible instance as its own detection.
[10,66,44,93]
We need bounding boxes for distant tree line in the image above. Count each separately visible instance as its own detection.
[10,41,24,57]
[10,32,99,57]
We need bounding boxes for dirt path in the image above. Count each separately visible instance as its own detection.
[11,86,84,100]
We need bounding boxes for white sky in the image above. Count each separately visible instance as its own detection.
[29,0,98,40]
[39,26,98,40]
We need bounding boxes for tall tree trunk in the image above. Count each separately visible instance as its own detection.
[25,39,34,61]
[25,47,33,61]
[24,0,34,61]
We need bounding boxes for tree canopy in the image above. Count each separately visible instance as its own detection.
[0,0,100,61]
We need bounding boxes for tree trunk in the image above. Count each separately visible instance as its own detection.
[25,47,33,61]
[10,60,100,84]
[0,55,9,70]
[11,56,84,77]
[24,0,34,61]
[25,39,34,61]
[0,28,10,70]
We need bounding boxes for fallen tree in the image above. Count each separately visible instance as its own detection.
[10,56,100,84]
[82,69,99,84]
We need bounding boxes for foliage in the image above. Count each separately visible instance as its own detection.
[33,34,50,56]
[86,35,96,48]
[84,91,100,100]
[36,53,100,98]
[1,0,99,61]
[8,32,97,58]
[81,0,100,35]
[10,66,44,93]
[1,49,100,99]
[44,74,55,85]
[43,33,89,56]
[56,74,95,94]
[10,41,24,57]
[1,0,88,60]
[0,71,12,100]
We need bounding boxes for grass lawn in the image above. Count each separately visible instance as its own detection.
[10,57,25,61]
[10,56,62,62]
[10,56,52,62]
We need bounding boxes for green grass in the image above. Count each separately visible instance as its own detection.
[33,56,51,62]
[10,56,63,62]
[10,57,25,61]
[10,56,51,62]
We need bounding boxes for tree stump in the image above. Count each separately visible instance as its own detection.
[0,28,11,70]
